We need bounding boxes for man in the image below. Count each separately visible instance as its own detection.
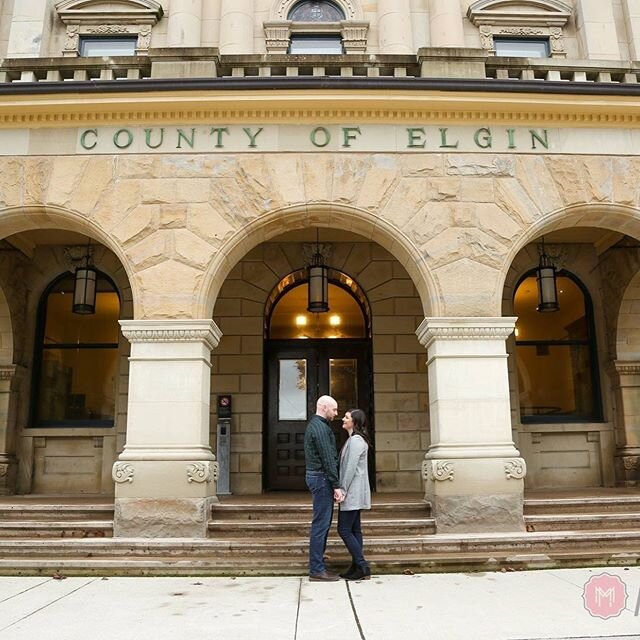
[304,395,344,581]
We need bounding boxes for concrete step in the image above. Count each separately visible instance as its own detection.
[0,521,113,538]
[0,531,639,576]
[207,517,436,538]
[524,496,640,515]
[525,513,640,532]
[210,501,430,521]
[0,503,115,521]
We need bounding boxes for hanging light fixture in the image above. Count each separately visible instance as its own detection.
[307,229,329,313]
[73,240,98,315]
[536,238,559,313]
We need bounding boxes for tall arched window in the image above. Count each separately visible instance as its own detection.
[32,272,120,427]
[287,0,345,53]
[513,270,602,423]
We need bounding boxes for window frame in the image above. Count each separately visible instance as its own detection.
[30,271,121,428]
[513,269,603,424]
[493,37,551,58]
[79,36,139,57]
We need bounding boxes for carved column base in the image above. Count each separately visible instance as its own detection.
[423,457,526,533]
[0,455,17,495]
[614,449,640,487]
[113,458,218,538]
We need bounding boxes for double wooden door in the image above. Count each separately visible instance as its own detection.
[265,339,373,491]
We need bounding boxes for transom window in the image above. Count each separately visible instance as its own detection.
[288,0,345,22]
[33,273,120,427]
[494,38,550,58]
[289,34,343,54]
[79,37,137,57]
[513,271,602,423]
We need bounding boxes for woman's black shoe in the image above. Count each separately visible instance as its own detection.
[339,563,357,579]
[345,564,371,581]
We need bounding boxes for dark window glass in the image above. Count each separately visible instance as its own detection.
[289,34,343,54]
[288,0,345,21]
[34,274,120,426]
[494,38,550,58]
[79,37,137,57]
[513,273,601,422]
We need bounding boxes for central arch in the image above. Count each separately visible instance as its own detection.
[198,203,441,320]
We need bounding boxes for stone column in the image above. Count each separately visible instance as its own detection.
[219,0,255,54]
[6,0,49,57]
[167,0,204,48]
[0,365,17,495]
[113,320,221,538]
[378,0,414,54]
[623,0,640,60]
[576,0,620,60]
[613,361,640,486]
[429,0,465,48]
[417,318,526,533]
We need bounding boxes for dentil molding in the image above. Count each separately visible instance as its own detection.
[417,317,517,348]
[119,320,223,351]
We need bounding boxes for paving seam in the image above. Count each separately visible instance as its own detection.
[346,581,366,640]
[0,577,98,633]
[294,577,302,640]
[0,578,51,605]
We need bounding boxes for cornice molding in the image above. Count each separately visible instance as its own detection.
[417,317,517,348]
[119,320,223,351]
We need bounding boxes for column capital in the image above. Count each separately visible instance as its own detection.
[416,317,517,348]
[614,360,640,376]
[119,319,222,351]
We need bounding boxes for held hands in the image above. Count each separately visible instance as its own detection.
[334,488,345,503]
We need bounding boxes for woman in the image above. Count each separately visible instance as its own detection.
[337,408,372,580]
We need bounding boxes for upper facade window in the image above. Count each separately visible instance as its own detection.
[264,0,368,54]
[467,0,572,58]
[494,37,550,58]
[55,0,163,57]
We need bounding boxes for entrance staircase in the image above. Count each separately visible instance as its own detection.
[0,490,639,575]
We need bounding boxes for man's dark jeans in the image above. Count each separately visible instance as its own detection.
[306,470,334,575]
[337,509,366,568]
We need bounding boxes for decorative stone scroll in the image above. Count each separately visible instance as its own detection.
[623,456,639,471]
[504,459,526,480]
[467,0,571,58]
[423,460,455,482]
[112,462,135,483]
[0,464,8,478]
[186,461,218,484]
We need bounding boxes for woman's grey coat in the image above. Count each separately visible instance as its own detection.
[339,434,371,511]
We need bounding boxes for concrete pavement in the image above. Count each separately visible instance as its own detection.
[1,567,640,639]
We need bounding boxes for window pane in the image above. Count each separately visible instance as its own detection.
[517,344,596,420]
[514,276,588,342]
[270,283,366,339]
[44,290,120,345]
[80,37,137,57]
[329,359,357,414]
[289,35,343,54]
[494,38,550,58]
[289,1,345,21]
[279,359,307,420]
[37,348,118,423]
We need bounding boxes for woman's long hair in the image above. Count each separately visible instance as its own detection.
[348,408,372,448]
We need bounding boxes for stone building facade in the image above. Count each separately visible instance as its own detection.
[0,0,639,537]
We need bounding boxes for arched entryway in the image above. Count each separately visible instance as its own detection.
[263,266,373,490]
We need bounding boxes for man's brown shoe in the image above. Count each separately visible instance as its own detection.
[309,571,339,582]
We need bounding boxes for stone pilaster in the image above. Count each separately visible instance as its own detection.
[417,318,525,533]
[613,361,640,486]
[429,0,465,48]
[220,0,255,54]
[114,320,222,538]
[167,0,203,48]
[0,365,18,495]
[377,0,414,54]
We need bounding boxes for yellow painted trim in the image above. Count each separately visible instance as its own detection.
[0,88,639,127]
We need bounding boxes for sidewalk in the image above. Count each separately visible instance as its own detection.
[1,567,639,639]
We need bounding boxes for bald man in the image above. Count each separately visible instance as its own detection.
[304,395,344,581]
